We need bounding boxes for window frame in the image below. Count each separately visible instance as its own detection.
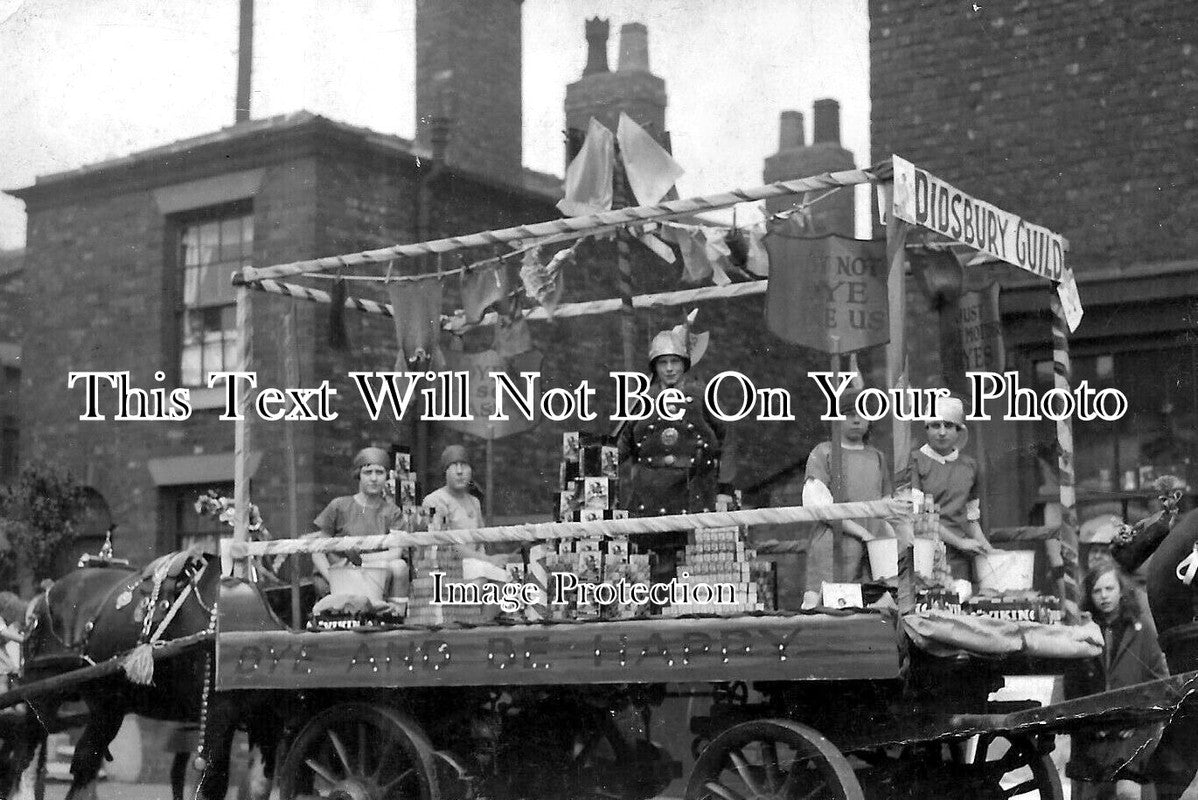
[168,200,254,390]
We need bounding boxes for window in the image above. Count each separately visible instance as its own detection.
[177,205,253,386]
[0,416,15,484]
[1034,342,1198,496]
[161,482,234,552]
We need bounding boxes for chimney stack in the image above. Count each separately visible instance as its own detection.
[763,99,855,232]
[584,18,610,75]
[235,0,253,123]
[813,98,841,145]
[415,0,523,180]
[778,111,805,150]
[565,19,669,169]
[617,23,650,72]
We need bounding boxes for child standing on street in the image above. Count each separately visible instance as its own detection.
[802,392,893,606]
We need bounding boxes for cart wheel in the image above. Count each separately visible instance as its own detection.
[971,733,1063,800]
[277,703,441,800]
[686,719,864,800]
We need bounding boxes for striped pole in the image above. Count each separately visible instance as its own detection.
[227,500,907,558]
[239,167,882,283]
[612,151,636,371]
[1050,293,1080,608]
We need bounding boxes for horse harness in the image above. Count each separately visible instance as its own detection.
[40,550,210,660]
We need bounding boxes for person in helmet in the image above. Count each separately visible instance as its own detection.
[310,446,409,612]
[617,319,732,517]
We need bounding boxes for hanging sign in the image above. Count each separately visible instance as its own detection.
[764,228,888,354]
[439,349,543,441]
[957,282,1005,372]
[892,155,1067,281]
[1056,268,1083,332]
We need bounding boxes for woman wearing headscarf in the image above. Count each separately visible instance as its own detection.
[311,446,408,610]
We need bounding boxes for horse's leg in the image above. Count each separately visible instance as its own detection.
[64,702,125,800]
[245,712,279,800]
[9,729,45,800]
[194,698,238,800]
[171,750,190,800]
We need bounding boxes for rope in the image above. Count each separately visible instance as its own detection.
[238,168,881,283]
[245,276,769,327]
[226,500,908,558]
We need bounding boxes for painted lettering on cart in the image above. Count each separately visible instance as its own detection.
[234,644,317,675]
[590,628,799,667]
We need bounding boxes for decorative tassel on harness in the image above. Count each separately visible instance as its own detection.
[122,560,201,685]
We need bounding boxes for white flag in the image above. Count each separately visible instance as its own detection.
[557,118,615,217]
[616,112,684,206]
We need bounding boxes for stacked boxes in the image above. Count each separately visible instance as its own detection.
[390,448,420,511]
[557,433,623,522]
[662,527,776,617]
[405,544,489,626]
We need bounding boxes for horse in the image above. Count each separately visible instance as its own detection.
[1110,481,1198,800]
[5,549,283,800]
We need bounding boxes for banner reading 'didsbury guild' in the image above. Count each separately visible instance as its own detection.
[892,155,1066,282]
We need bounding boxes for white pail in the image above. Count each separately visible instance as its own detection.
[973,550,1036,592]
[326,565,389,601]
[866,538,935,580]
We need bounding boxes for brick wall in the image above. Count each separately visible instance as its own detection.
[870,0,1197,272]
[871,0,1198,525]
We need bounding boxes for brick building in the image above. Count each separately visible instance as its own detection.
[5,1,566,566]
[0,249,21,484]
[7,6,865,569]
[871,0,1198,530]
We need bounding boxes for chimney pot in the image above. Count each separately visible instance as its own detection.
[778,111,805,150]
[583,17,610,75]
[618,22,649,72]
[813,98,841,145]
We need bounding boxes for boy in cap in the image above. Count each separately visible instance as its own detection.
[908,394,995,579]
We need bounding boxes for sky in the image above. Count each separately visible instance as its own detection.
[0,0,871,251]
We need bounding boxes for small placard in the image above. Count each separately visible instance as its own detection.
[1057,269,1083,332]
[821,582,863,610]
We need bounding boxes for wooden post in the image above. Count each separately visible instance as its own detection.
[882,182,916,612]
[282,302,301,628]
[829,347,845,584]
[485,426,495,524]
[232,285,253,579]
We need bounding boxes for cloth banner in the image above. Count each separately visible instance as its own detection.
[764,225,889,354]
[557,118,615,217]
[439,348,543,441]
[388,276,444,370]
[615,112,685,206]
[461,262,510,324]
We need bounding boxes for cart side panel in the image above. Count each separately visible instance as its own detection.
[216,613,900,690]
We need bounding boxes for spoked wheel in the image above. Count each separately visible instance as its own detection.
[278,703,441,800]
[969,734,1062,800]
[686,719,864,800]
